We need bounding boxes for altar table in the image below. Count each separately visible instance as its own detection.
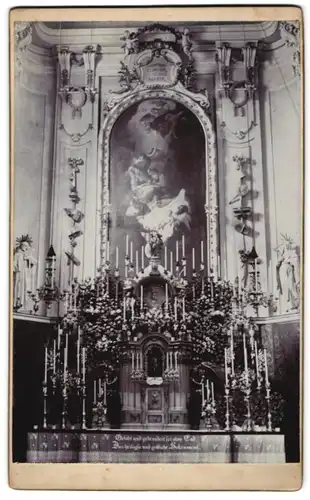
[26,430,285,463]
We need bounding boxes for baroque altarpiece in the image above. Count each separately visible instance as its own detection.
[13,20,301,462]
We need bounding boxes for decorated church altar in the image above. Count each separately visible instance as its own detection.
[12,21,301,463]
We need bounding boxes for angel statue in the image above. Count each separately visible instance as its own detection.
[120,30,138,57]
[13,234,37,310]
[275,233,300,313]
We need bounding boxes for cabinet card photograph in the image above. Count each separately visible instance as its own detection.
[9,5,303,491]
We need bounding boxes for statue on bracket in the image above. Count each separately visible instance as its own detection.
[13,234,37,311]
[275,233,300,313]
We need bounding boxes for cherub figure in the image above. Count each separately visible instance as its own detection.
[120,30,138,57]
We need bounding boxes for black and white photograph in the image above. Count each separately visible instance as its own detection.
[10,6,303,488]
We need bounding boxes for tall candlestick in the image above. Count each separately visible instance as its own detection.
[255,258,258,293]
[136,353,139,371]
[174,297,177,321]
[106,240,110,262]
[211,381,215,404]
[176,240,179,263]
[141,246,144,269]
[136,250,139,275]
[57,325,61,350]
[170,251,173,273]
[116,246,119,269]
[140,352,143,370]
[123,297,126,321]
[125,235,129,256]
[170,352,173,370]
[231,327,234,376]
[131,299,134,320]
[77,326,80,374]
[132,352,134,371]
[44,346,48,384]
[264,348,269,385]
[98,378,102,397]
[182,235,185,257]
[165,283,168,310]
[255,341,260,388]
[164,246,167,269]
[243,333,249,385]
[51,257,55,289]
[53,339,56,375]
[94,380,96,404]
[174,351,178,369]
[224,348,228,386]
[130,241,133,263]
[192,248,195,269]
[202,381,205,405]
[182,296,185,320]
[104,381,107,405]
[140,285,143,311]
[166,352,169,370]
[207,379,210,401]
[82,347,86,383]
[201,240,204,264]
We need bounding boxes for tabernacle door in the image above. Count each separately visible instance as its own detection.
[145,387,165,429]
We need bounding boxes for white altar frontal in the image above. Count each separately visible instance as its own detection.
[12,20,301,464]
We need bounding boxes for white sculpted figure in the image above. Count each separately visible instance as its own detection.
[275,234,300,312]
[120,30,138,57]
[13,235,37,310]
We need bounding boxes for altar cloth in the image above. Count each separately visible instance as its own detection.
[26,430,285,464]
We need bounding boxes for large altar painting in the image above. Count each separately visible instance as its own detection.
[109,98,206,263]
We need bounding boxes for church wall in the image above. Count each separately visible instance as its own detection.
[14,64,56,290]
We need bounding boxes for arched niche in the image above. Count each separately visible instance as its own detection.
[98,88,218,277]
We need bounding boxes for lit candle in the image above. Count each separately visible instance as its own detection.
[136,250,139,275]
[211,381,215,404]
[264,348,269,385]
[44,346,48,384]
[207,379,210,401]
[255,341,260,388]
[125,235,129,256]
[224,348,228,386]
[192,248,195,269]
[201,240,204,264]
[182,235,185,257]
[201,381,205,405]
[116,246,119,269]
[94,380,97,404]
[170,251,173,273]
[82,347,86,383]
[104,381,107,405]
[141,246,144,269]
[176,240,179,262]
[174,297,177,321]
[164,246,167,269]
[130,241,133,263]
[140,285,143,311]
[53,339,56,375]
[77,326,80,374]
